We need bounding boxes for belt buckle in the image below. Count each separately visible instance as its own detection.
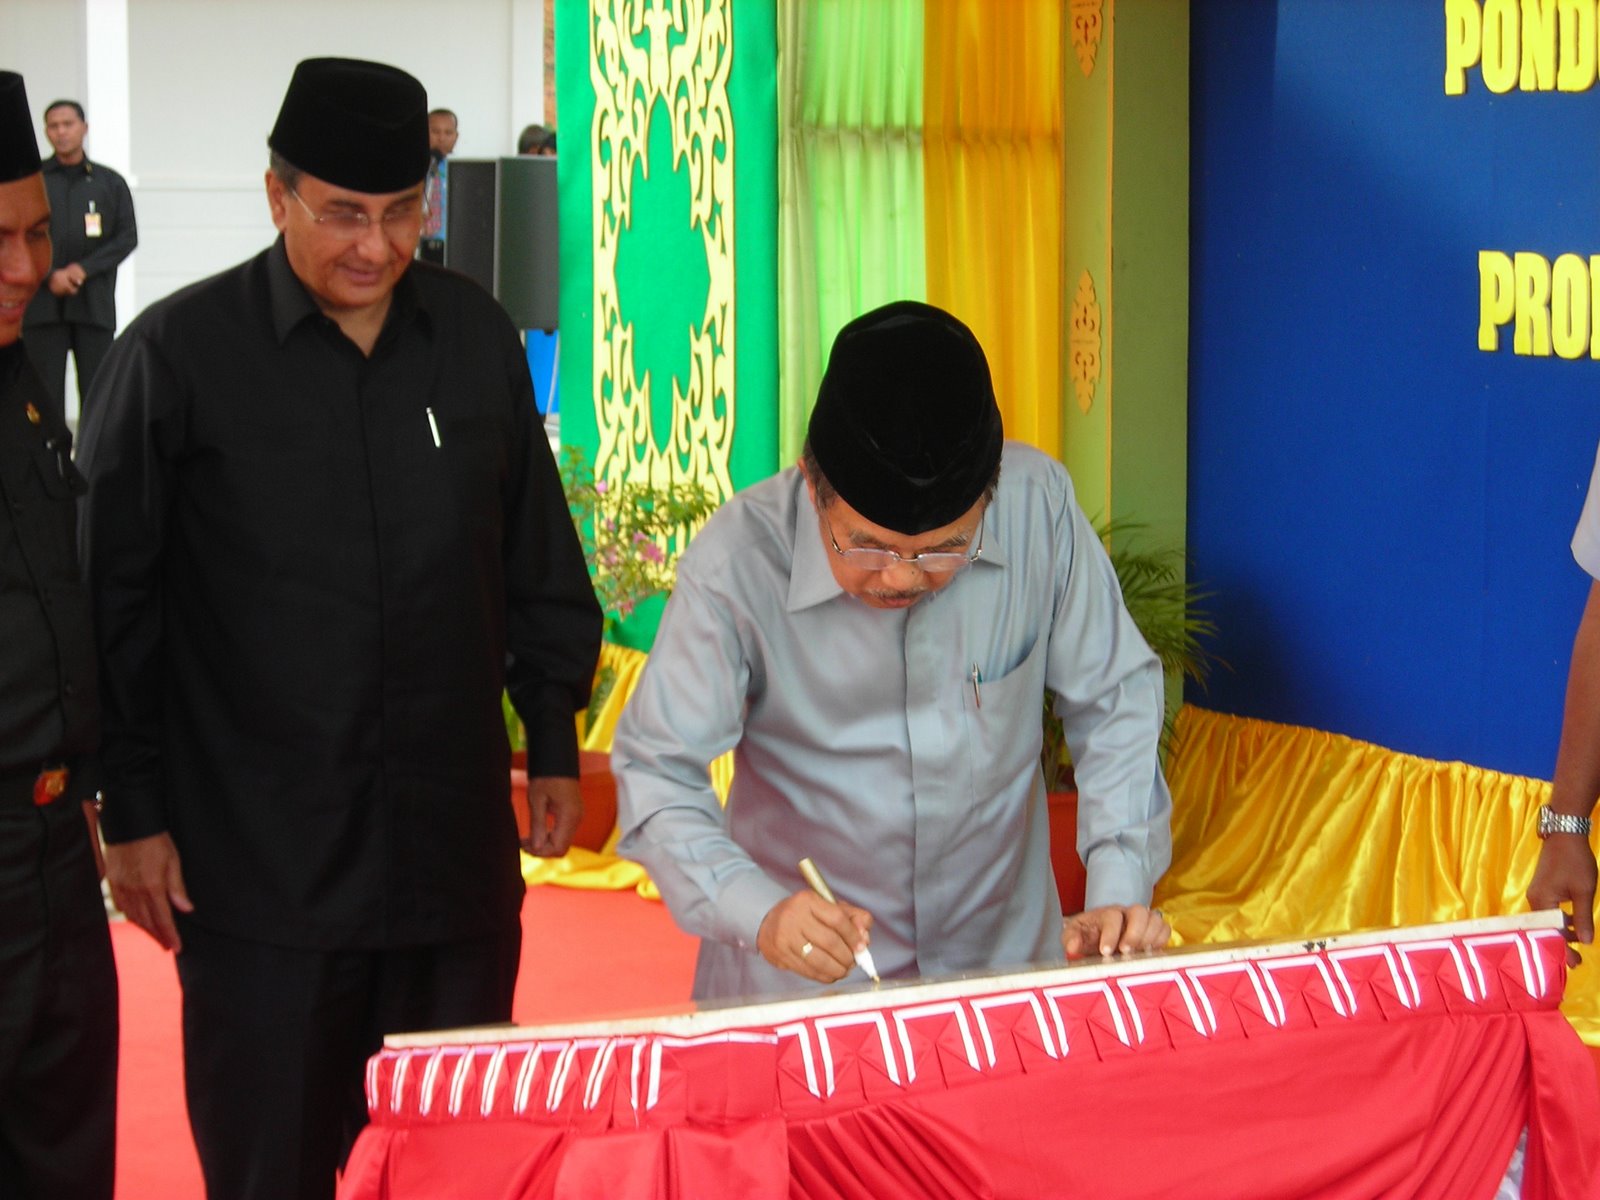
[33,767,68,807]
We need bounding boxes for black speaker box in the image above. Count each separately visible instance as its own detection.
[444,156,559,331]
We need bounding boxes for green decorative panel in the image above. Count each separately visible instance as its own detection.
[560,0,778,648]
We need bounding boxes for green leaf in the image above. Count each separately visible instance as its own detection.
[1041,517,1223,788]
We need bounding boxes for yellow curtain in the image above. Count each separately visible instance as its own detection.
[524,643,732,896]
[1157,705,1598,1046]
[922,0,1063,455]
[578,642,654,753]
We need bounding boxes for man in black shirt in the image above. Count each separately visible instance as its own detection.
[0,69,118,1200]
[22,99,137,425]
[79,58,600,1199]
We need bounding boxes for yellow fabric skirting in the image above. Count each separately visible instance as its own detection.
[1156,704,1597,1046]
[578,641,653,756]
[521,642,732,899]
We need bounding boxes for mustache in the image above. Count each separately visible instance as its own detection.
[868,587,928,602]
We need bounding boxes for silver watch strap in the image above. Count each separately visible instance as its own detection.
[1538,805,1593,838]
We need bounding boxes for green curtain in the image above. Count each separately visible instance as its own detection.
[777,0,927,466]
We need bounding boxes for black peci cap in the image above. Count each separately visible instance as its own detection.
[808,301,1004,534]
[268,58,429,193]
[0,72,43,184]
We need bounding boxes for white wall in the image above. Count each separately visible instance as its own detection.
[9,0,89,127]
[10,0,544,315]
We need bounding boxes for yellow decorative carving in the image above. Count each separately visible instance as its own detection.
[1069,269,1102,414]
[1070,0,1104,78]
[590,0,735,513]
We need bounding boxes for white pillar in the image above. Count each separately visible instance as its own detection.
[511,0,544,144]
[83,0,134,337]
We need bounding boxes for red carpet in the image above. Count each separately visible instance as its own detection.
[111,886,697,1199]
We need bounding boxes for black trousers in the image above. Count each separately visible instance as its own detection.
[176,918,521,1200]
[0,796,119,1200]
[23,322,115,426]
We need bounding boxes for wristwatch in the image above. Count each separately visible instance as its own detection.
[1537,805,1593,839]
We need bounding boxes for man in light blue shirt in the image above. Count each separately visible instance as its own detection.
[615,301,1172,1000]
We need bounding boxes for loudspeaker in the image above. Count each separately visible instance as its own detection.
[443,157,559,331]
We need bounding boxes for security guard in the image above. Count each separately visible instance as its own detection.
[22,97,137,425]
[0,69,117,1200]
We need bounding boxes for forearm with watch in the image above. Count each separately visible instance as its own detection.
[1527,580,1600,962]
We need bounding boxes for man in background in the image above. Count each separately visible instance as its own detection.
[80,59,599,1199]
[22,98,136,426]
[0,69,117,1200]
[418,106,456,263]
[1527,443,1600,965]
[518,122,556,156]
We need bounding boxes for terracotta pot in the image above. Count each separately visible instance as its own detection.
[574,750,619,851]
[1047,790,1087,914]
[509,749,619,852]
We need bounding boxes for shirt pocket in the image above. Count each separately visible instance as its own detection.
[960,633,1048,803]
[383,399,506,548]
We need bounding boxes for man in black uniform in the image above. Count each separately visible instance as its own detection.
[22,98,137,425]
[0,69,118,1200]
[79,58,600,1199]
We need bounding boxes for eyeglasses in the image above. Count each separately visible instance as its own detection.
[822,511,985,574]
[285,186,426,239]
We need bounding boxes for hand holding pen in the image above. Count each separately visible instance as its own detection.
[798,858,881,982]
[755,858,878,985]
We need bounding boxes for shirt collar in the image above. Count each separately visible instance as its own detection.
[970,505,1008,569]
[266,237,320,342]
[265,235,430,346]
[786,477,845,613]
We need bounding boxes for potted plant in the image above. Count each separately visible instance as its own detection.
[1044,519,1218,909]
[506,446,717,851]
[558,445,718,721]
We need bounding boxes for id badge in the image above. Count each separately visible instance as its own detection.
[84,210,102,237]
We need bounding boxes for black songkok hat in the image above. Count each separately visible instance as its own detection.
[268,58,429,193]
[0,72,42,184]
[808,301,1004,534]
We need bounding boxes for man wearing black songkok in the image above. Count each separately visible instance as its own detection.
[78,58,600,1198]
[616,301,1173,1000]
[0,68,118,1200]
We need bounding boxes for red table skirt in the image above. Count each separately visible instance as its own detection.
[340,920,1600,1199]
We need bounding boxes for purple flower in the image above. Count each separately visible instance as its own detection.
[595,479,608,494]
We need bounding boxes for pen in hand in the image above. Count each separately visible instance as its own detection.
[798,857,881,983]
